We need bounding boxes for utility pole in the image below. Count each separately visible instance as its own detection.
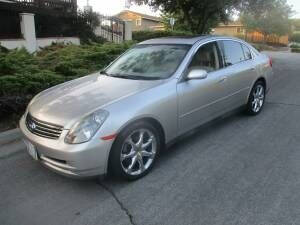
[170,18,175,30]
[84,0,92,12]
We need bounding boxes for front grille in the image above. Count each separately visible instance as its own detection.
[26,114,63,139]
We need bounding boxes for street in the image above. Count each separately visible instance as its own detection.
[1,51,300,225]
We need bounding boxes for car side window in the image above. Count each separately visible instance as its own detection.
[188,42,222,73]
[242,44,252,60]
[220,40,245,66]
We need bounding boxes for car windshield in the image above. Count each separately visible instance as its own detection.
[104,44,191,80]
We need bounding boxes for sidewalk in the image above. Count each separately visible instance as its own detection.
[0,128,22,145]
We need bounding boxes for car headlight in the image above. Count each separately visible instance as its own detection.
[65,109,109,144]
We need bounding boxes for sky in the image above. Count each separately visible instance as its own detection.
[77,0,300,18]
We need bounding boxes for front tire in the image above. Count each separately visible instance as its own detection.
[246,81,266,115]
[108,121,161,181]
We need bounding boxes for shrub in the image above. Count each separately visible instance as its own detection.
[132,30,193,42]
[290,33,300,43]
[290,44,300,49]
[0,41,134,120]
[291,48,300,53]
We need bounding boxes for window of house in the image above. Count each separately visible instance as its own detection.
[188,42,222,73]
[219,41,245,66]
[136,18,142,26]
[237,27,245,34]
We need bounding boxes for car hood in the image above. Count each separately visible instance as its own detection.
[29,73,163,128]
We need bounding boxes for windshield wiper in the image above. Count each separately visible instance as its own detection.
[109,74,161,80]
[100,70,109,76]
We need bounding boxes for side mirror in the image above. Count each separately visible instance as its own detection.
[187,69,208,80]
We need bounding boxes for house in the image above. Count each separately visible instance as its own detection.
[212,21,246,37]
[116,10,164,31]
[213,21,289,46]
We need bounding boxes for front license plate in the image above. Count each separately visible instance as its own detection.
[24,139,38,160]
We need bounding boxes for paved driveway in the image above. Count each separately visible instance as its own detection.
[1,51,300,225]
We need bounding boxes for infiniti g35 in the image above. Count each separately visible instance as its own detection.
[20,36,273,180]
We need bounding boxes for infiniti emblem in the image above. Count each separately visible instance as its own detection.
[29,121,36,130]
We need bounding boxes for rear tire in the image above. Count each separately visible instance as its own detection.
[108,121,161,181]
[246,81,266,115]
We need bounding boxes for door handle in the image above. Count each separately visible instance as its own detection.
[250,67,256,71]
[218,76,228,83]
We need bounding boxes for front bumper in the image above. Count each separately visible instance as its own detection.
[19,115,114,178]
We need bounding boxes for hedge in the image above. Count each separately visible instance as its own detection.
[290,33,300,43]
[290,44,300,49]
[0,41,134,119]
[291,48,300,53]
[132,30,193,42]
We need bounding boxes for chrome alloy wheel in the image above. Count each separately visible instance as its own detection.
[252,84,265,113]
[120,129,157,176]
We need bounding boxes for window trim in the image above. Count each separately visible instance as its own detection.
[218,40,257,68]
[187,41,223,73]
[136,18,142,26]
[241,43,253,61]
[219,40,250,67]
[178,38,257,82]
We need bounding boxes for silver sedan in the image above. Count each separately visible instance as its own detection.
[20,36,273,180]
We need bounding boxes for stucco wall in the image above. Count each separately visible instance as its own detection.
[37,37,80,48]
[0,39,27,49]
[0,37,80,51]
[118,11,141,31]
[141,18,161,31]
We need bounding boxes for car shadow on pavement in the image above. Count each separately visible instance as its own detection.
[102,107,249,186]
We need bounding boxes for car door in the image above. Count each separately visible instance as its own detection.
[177,41,229,134]
[217,40,258,109]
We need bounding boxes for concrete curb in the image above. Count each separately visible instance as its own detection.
[0,128,22,145]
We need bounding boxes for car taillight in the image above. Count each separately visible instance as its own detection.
[269,57,273,67]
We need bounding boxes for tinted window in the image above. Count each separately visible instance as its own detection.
[189,42,221,73]
[242,44,252,60]
[221,41,245,66]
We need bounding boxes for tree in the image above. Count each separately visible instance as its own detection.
[160,12,190,32]
[238,0,278,17]
[290,19,300,32]
[240,0,293,41]
[75,10,103,44]
[132,0,242,34]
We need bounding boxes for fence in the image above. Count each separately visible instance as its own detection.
[243,31,289,46]
[0,10,21,39]
[0,0,78,39]
[95,15,125,43]
[0,0,77,15]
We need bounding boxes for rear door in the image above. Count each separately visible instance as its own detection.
[218,40,257,108]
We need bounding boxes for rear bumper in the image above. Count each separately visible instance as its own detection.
[19,115,114,178]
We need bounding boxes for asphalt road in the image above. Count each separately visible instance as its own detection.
[1,51,300,225]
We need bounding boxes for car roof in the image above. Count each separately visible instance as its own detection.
[138,35,226,45]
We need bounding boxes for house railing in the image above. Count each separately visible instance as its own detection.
[95,15,125,43]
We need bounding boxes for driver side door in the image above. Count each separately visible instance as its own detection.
[177,41,229,135]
